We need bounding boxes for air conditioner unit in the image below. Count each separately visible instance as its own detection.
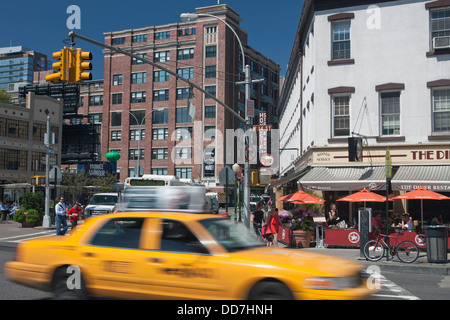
[433,36,450,50]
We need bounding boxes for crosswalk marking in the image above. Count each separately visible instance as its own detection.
[0,230,55,243]
[373,274,420,300]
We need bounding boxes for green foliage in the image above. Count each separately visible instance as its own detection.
[13,208,27,223]
[24,209,43,224]
[91,173,118,193]
[0,89,11,102]
[291,207,316,231]
[21,191,45,214]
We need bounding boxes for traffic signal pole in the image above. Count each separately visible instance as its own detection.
[68,31,245,124]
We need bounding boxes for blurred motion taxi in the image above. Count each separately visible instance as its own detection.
[5,187,375,300]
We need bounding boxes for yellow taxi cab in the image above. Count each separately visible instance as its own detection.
[5,211,375,300]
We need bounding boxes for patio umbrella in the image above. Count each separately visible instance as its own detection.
[283,190,325,204]
[276,193,294,202]
[337,188,391,208]
[392,187,450,228]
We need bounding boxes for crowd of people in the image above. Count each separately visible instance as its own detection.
[0,201,20,221]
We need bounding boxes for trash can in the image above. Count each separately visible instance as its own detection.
[424,226,448,263]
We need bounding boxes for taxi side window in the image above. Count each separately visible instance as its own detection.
[90,218,144,249]
[160,220,209,255]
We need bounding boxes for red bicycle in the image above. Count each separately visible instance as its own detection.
[363,230,419,263]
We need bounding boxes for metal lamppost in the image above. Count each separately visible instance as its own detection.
[232,163,241,223]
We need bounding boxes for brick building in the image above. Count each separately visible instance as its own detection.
[97,4,280,188]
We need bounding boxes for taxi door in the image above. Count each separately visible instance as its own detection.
[80,217,150,299]
[138,218,230,299]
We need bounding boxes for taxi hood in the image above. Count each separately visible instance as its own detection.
[232,247,363,277]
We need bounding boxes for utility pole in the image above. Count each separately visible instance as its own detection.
[43,116,51,228]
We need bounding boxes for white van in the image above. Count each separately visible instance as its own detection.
[84,193,119,217]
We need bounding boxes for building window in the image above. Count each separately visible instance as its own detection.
[113,74,123,86]
[431,9,450,48]
[112,93,122,105]
[205,85,216,98]
[433,89,450,133]
[152,128,169,140]
[381,92,400,136]
[132,53,146,65]
[111,130,122,142]
[152,109,169,124]
[89,113,102,124]
[111,112,122,127]
[154,70,169,82]
[129,110,146,126]
[204,126,216,140]
[131,91,146,103]
[152,148,168,160]
[177,88,193,100]
[176,167,192,179]
[155,31,171,40]
[177,48,194,60]
[332,21,351,60]
[205,105,216,118]
[153,89,169,102]
[177,67,194,80]
[333,95,350,137]
[130,129,145,141]
[132,34,147,43]
[175,127,193,140]
[176,107,193,123]
[0,118,28,140]
[154,50,170,62]
[89,95,103,106]
[131,72,146,84]
[205,45,217,58]
[175,147,192,160]
[129,149,144,161]
[152,168,167,175]
[205,65,216,78]
[111,37,125,45]
[0,149,27,171]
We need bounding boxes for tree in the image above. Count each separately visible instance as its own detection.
[0,89,11,103]
[62,170,89,203]
[91,173,119,193]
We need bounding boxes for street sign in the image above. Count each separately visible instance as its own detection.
[260,153,274,167]
[246,100,254,118]
[219,165,235,184]
[385,147,392,179]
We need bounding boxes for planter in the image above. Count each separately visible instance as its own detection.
[293,230,313,248]
[21,220,43,228]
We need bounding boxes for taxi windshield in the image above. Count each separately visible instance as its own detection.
[200,218,264,252]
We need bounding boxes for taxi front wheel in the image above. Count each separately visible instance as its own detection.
[247,280,294,300]
[52,266,88,300]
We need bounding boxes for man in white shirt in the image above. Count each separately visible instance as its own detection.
[55,196,68,235]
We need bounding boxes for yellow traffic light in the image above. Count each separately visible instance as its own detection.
[75,49,92,83]
[46,48,70,83]
[31,176,46,186]
[251,170,259,186]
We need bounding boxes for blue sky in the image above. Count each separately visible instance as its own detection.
[0,0,303,78]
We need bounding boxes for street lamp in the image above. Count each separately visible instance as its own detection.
[119,108,162,177]
[181,12,261,229]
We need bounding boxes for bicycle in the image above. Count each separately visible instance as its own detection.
[363,230,419,263]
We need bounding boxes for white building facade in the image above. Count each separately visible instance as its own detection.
[275,0,450,216]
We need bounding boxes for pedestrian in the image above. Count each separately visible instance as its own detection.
[55,196,69,235]
[251,202,264,240]
[68,202,82,230]
[269,206,280,247]
[9,202,19,220]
